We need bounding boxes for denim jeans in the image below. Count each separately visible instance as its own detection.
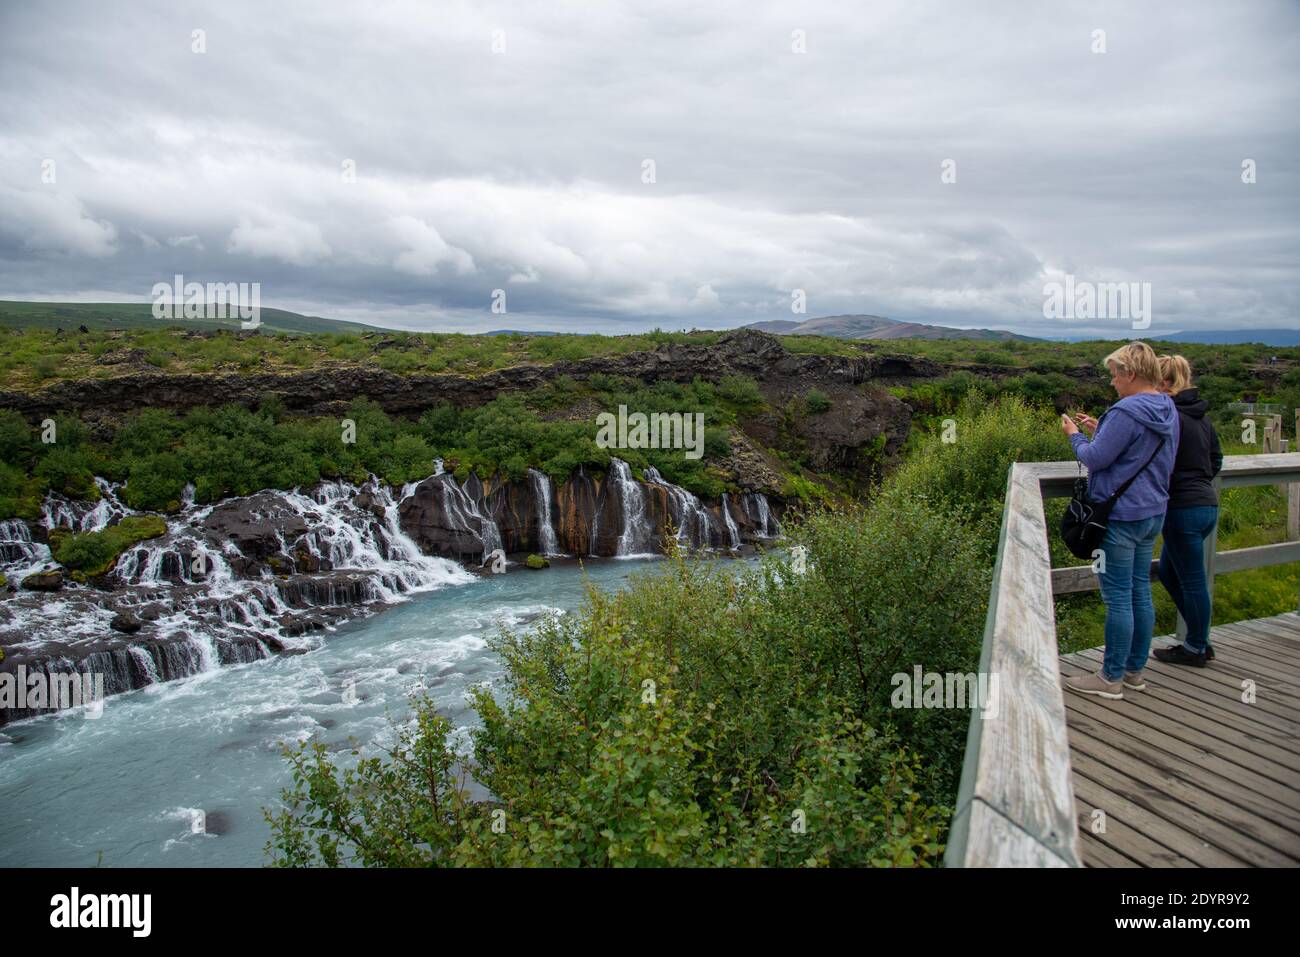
[1156,505,1219,654]
[1098,515,1164,681]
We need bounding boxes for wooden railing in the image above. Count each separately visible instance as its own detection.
[944,451,1300,868]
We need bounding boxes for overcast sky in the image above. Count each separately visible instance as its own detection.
[1,0,1296,337]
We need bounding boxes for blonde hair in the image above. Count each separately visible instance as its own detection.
[1158,354,1193,393]
[1103,341,1161,385]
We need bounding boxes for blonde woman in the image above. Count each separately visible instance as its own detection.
[1153,354,1223,666]
[1060,342,1179,699]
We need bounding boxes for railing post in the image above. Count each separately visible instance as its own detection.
[1290,409,1300,543]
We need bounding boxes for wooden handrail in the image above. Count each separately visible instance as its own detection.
[945,451,1300,868]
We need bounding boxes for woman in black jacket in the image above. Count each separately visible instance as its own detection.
[1153,354,1223,666]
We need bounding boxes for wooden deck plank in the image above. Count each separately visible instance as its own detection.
[1067,750,1250,866]
[1066,726,1298,866]
[1058,657,1300,773]
[1197,629,1300,674]
[1060,614,1300,867]
[1071,773,1208,867]
[1140,647,1300,710]
[1219,621,1300,663]
[1064,703,1300,836]
[1062,657,1300,749]
[1207,626,1300,670]
[1077,822,1143,868]
[1061,696,1300,830]
[1072,648,1300,733]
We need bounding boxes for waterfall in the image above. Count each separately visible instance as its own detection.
[42,479,129,533]
[643,466,714,549]
[0,518,50,575]
[528,469,561,556]
[434,477,502,564]
[1,475,477,726]
[746,493,780,538]
[720,493,741,550]
[609,459,653,557]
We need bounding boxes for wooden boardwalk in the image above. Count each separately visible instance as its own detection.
[1060,611,1300,868]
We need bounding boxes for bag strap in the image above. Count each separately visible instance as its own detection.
[1105,434,1166,506]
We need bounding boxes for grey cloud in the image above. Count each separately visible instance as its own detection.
[0,0,1296,336]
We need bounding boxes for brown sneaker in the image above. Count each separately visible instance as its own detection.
[1064,671,1124,700]
[1122,670,1146,691]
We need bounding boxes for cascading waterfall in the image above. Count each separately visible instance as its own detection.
[745,492,780,538]
[609,459,653,557]
[528,469,561,556]
[436,478,503,564]
[0,518,49,573]
[42,479,129,533]
[720,493,741,550]
[643,466,714,548]
[1,461,775,726]
[1,476,474,726]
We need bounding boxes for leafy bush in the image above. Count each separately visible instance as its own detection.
[885,391,1070,542]
[805,388,832,414]
[266,495,987,867]
[51,515,167,579]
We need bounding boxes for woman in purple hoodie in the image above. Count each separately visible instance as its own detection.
[1060,342,1179,700]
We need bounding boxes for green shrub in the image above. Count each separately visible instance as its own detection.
[266,497,985,866]
[805,388,832,414]
[52,515,167,579]
[885,391,1070,542]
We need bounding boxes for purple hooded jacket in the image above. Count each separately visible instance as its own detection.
[1069,392,1179,521]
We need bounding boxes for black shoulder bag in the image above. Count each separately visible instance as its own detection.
[1060,427,1166,560]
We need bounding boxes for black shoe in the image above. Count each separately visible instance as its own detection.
[1154,644,1207,667]
[1205,644,1215,662]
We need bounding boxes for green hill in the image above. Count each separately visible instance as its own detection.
[0,301,378,335]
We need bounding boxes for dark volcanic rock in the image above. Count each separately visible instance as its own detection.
[110,610,143,634]
[21,569,63,592]
[201,492,310,563]
[398,474,490,563]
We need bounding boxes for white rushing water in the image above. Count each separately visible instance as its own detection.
[643,466,713,548]
[528,468,561,556]
[0,559,670,867]
[609,459,655,557]
[720,493,741,550]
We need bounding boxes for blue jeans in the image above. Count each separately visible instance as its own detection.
[1098,515,1163,681]
[1156,505,1219,654]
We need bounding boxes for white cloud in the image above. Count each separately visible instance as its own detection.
[0,188,117,258]
[227,212,330,266]
[0,0,1294,333]
[167,234,203,250]
[388,215,475,276]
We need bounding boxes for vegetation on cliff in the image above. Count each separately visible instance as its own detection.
[267,492,988,867]
[48,515,168,581]
[0,368,770,519]
[264,387,1297,866]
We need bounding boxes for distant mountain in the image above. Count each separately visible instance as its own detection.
[1154,329,1300,347]
[741,314,1038,342]
[0,300,376,335]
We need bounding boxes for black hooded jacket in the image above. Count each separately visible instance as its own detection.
[1168,389,1223,508]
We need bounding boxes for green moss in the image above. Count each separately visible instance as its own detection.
[524,554,549,569]
[51,515,167,580]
